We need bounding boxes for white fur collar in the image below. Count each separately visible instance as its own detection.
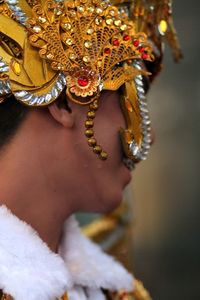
[0,206,133,300]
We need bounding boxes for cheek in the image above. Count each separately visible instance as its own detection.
[93,117,123,168]
[94,92,125,164]
[68,91,127,212]
[69,136,125,211]
[71,90,125,167]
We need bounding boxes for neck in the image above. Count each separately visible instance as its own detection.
[0,158,72,252]
[1,201,67,252]
[0,115,74,252]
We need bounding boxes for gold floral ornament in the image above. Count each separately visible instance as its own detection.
[27,0,153,103]
[66,67,101,101]
[25,0,153,160]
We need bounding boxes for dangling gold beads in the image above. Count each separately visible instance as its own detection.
[85,99,108,160]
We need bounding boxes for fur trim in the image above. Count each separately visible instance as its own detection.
[67,286,106,300]
[86,288,106,300]
[59,217,133,291]
[0,205,133,300]
[0,206,71,300]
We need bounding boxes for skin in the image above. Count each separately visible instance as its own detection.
[0,91,132,252]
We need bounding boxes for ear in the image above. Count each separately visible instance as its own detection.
[48,102,75,128]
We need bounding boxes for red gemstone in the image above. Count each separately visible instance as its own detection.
[139,46,145,53]
[141,53,148,59]
[113,39,120,46]
[77,77,89,87]
[104,48,111,54]
[123,35,130,41]
[133,40,139,47]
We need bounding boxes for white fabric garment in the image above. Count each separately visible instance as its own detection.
[0,205,134,300]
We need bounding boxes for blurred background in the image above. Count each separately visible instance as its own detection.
[78,0,200,299]
[132,0,200,298]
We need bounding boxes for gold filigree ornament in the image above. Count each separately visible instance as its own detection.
[26,0,155,160]
[0,0,181,162]
[0,0,154,161]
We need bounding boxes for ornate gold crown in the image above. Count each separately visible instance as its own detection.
[0,0,181,162]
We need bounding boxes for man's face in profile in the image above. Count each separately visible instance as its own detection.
[61,90,132,214]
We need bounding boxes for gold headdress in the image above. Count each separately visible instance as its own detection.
[0,0,181,162]
[130,0,183,81]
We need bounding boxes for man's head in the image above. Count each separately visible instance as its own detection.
[48,90,132,213]
[0,0,156,166]
[0,89,131,214]
[0,0,181,215]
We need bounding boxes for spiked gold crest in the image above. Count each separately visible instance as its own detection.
[27,0,153,105]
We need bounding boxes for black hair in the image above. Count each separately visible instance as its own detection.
[0,89,70,151]
[0,95,29,150]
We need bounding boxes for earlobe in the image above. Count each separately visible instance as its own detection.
[48,102,74,128]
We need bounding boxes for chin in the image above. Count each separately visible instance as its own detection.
[100,190,124,214]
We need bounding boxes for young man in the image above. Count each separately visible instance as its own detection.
[0,0,181,299]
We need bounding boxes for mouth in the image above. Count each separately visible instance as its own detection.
[123,157,135,171]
